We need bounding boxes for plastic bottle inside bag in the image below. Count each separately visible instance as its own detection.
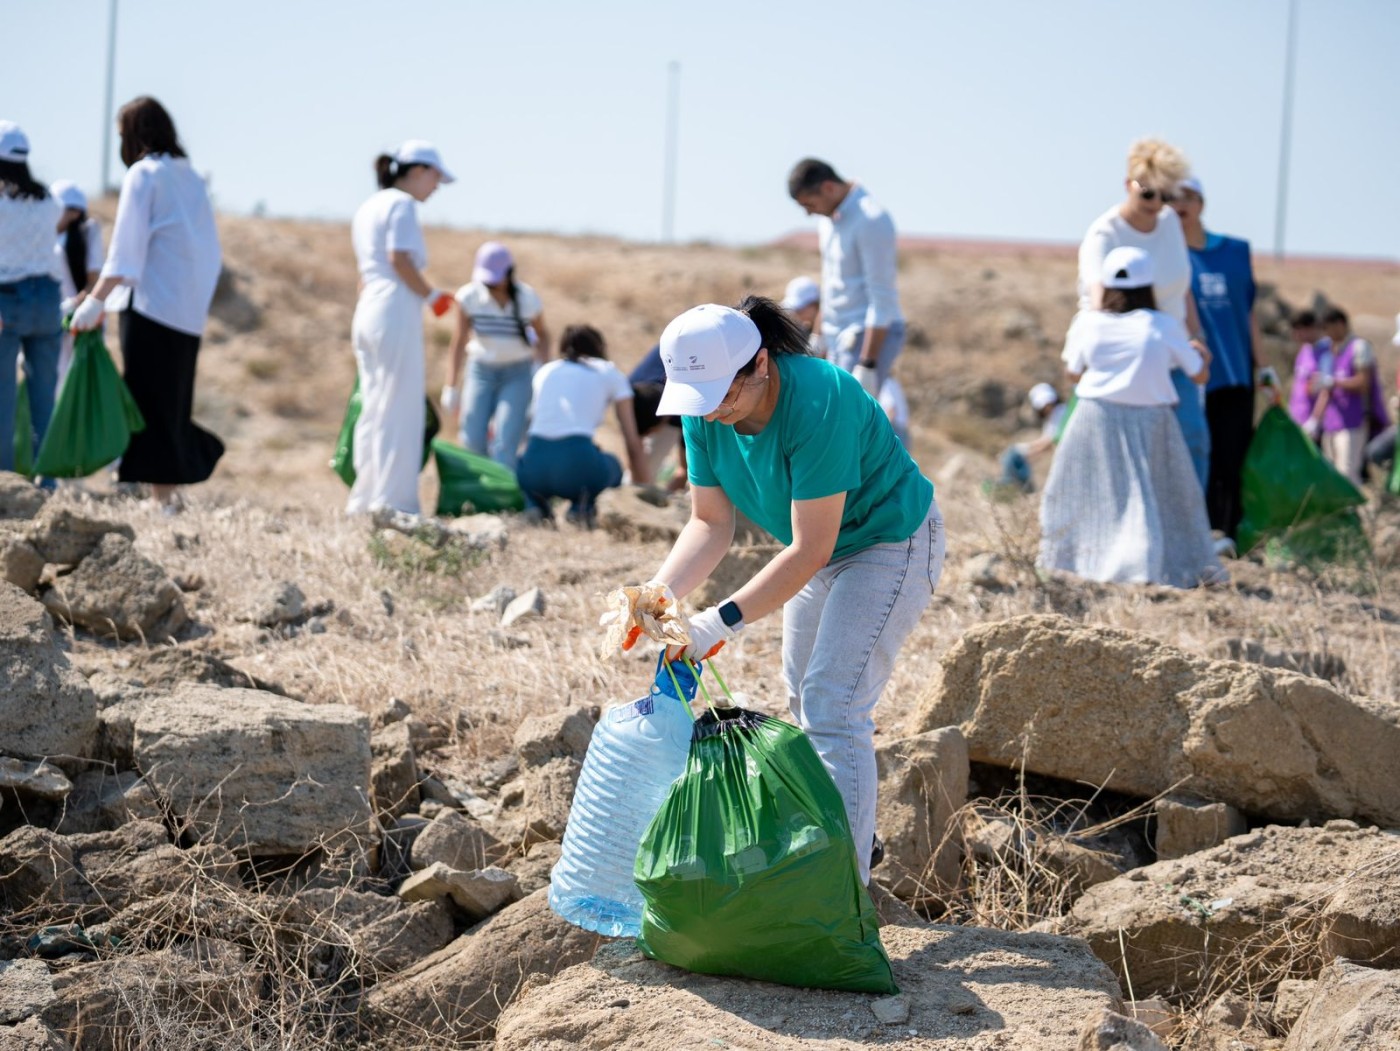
[549,654,699,937]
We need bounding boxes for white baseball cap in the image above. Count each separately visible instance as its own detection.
[655,305,762,417]
[1178,175,1204,198]
[1392,312,1400,348]
[1102,245,1154,290]
[1028,382,1059,412]
[781,275,820,312]
[393,139,455,183]
[50,179,87,212]
[0,120,30,163]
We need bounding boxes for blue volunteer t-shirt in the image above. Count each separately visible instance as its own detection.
[1189,233,1256,392]
[684,354,933,559]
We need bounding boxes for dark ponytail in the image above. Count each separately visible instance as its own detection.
[63,214,89,291]
[559,324,607,363]
[734,294,813,375]
[375,154,427,190]
[505,265,531,344]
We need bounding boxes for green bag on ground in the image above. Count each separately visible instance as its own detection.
[432,438,524,516]
[33,330,145,478]
[1237,406,1368,564]
[1389,449,1400,497]
[330,378,438,487]
[13,376,33,478]
[635,705,896,994]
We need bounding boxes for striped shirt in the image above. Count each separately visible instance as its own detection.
[455,279,542,365]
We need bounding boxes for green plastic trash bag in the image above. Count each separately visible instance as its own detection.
[330,378,438,487]
[1389,450,1400,497]
[432,438,524,516]
[635,705,896,994]
[1237,407,1367,562]
[12,377,33,478]
[33,330,145,478]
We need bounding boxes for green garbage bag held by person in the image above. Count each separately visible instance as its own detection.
[12,377,34,478]
[635,701,897,994]
[33,330,145,479]
[330,378,439,487]
[1237,406,1368,565]
[1389,448,1400,497]
[432,438,524,516]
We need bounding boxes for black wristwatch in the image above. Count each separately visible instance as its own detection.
[718,600,744,628]
[858,358,878,369]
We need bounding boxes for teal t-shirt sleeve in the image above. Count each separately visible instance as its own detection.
[683,417,719,487]
[786,375,863,501]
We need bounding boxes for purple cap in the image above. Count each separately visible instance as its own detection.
[472,241,514,285]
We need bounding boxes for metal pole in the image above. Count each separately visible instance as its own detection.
[100,0,118,194]
[662,60,680,242]
[1273,0,1299,261]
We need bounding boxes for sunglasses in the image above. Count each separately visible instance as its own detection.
[1135,182,1177,203]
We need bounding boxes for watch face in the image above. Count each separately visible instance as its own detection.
[719,600,743,627]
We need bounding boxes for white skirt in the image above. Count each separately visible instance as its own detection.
[1039,398,1224,588]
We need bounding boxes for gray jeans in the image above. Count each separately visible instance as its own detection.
[827,319,907,388]
[781,500,945,884]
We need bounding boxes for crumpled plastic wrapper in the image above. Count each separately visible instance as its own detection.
[599,582,690,658]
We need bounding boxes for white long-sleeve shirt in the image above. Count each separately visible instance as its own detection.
[0,192,64,284]
[101,154,222,336]
[817,184,903,347]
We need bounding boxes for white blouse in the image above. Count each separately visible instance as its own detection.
[0,192,63,284]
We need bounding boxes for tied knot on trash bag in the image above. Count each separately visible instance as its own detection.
[598,582,689,657]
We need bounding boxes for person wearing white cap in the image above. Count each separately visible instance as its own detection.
[995,383,1065,491]
[788,159,905,397]
[70,97,224,505]
[1041,246,1222,587]
[50,180,105,385]
[1170,176,1260,542]
[0,120,65,476]
[604,295,945,886]
[443,241,550,470]
[335,138,455,516]
[1077,138,1212,490]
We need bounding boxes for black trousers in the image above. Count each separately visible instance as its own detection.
[118,309,224,485]
[1205,385,1255,539]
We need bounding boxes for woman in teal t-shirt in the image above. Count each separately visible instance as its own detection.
[639,295,945,886]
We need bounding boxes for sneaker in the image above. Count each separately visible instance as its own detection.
[870,834,885,871]
[1213,536,1237,558]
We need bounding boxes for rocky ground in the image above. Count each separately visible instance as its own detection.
[1,218,1399,1050]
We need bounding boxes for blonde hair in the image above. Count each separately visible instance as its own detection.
[1126,137,1190,188]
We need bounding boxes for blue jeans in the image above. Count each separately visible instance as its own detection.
[461,357,533,471]
[781,501,945,885]
[0,276,62,473]
[827,319,907,387]
[516,435,622,516]
[1172,369,1210,491]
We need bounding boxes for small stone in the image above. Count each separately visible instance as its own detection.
[608,998,630,1009]
[0,758,72,801]
[870,995,910,1025]
[0,958,56,1023]
[471,585,516,615]
[946,993,978,1015]
[249,581,306,627]
[501,587,545,627]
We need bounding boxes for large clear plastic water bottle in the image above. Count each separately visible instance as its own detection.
[549,655,699,937]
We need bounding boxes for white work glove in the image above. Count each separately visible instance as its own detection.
[852,363,880,396]
[425,289,454,318]
[60,296,81,317]
[1011,442,1032,457]
[69,295,105,331]
[440,384,460,413]
[674,604,742,664]
[1302,417,1322,441]
[1316,373,1335,391]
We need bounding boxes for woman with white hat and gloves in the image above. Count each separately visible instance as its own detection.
[1040,246,1222,587]
[0,120,64,473]
[342,140,456,516]
[50,179,104,383]
[607,296,945,887]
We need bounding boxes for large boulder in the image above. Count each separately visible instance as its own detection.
[131,684,376,858]
[0,582,97,762]
[1065,822,1400,997]
[1285,960,1400,1049]
[915,615,1400,827]
[496,922,1122,1049]
[41,533,187,642]
[361,887,602,1044]
[873,726,969,903]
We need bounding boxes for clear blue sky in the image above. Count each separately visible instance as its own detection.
[7,0,1398,258]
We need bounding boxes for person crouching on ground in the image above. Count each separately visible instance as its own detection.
[996,383,1065,492]
[516,324,648,526]
[623,295,945,886]
[341,140,455,517]
[1040,246,1223,588]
